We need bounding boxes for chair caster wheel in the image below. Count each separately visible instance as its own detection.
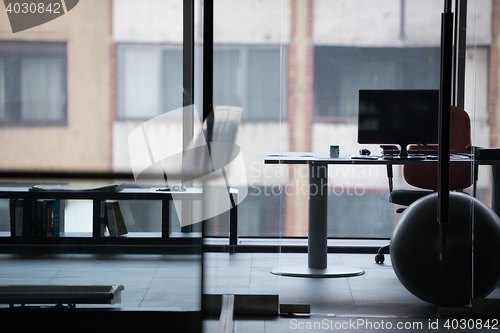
[375,254,385,264]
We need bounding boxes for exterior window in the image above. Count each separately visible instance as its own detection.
[163,50,184,114]
[117,44,284,121]
[314,47,440,121]
[117,44,183,119]
[248,49,282,120]
[20,58,66,122]
[213,46,284,121]
[214,49,241,109]
[0,41,67,126]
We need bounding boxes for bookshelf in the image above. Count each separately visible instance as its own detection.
[0,186,239,254]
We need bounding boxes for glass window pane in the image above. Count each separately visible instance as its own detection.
[119,46,161,119]
[163,49,183,112]
[248,48,281,120]
[213,49,242,108]
[20,58,65,122]
[314,47,440,118]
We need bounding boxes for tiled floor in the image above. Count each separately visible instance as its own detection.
[0,251,499,331]
[0,253,201,310]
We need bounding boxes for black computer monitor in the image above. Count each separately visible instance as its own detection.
[358,89,439,158]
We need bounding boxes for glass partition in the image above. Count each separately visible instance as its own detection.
[273,0,493,324]
[0,0,202,326]
[467,0,500,316]
[1,0,499,328]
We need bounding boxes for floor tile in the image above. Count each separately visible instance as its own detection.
[0,251,498,331]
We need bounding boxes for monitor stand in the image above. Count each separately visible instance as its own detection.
[383,144,425,160]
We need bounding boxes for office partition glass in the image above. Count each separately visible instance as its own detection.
[466,0,500,315]
[204,0,498,326]
[203,0,499,328]
[203,3,285,328]
[270,0,493,321]
[0,0,202,326]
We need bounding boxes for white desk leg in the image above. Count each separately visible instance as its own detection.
[271,161,364,278]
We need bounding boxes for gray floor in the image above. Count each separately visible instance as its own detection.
[0,252,499,331]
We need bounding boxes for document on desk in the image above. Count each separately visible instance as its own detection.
[29,183,125,192]
[350,156,379,160]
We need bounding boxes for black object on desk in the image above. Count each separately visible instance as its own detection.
[358,90,439,158]
[473,146,500,160]
[359,148,371,155]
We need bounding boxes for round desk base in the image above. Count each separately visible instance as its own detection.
[271,266,365,278]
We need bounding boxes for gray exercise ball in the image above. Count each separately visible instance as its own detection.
[390,192,500,306]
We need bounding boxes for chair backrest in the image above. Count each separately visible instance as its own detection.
[403,106,472,191]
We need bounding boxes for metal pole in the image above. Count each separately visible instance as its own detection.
[455,0,467,109]
[182,0,195,233]
[438,0,454,261]
[308,162,328,269]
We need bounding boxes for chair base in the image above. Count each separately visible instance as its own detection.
[375,244,390,264]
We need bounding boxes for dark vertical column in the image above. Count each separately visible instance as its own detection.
[201,2,213,332]
[92,200,101,238]
[181,0,195,234]
[438,0,454,260]
[183,0,194,108]
[229,192,238,253]
[308,162,328,269]
[492,165,500,216]
[203,0,214,124]
[455,0,467,109]
[161,199,170,240]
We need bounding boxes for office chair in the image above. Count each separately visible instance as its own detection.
[376,106,473,264]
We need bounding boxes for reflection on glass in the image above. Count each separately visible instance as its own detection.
[0,0,201,316]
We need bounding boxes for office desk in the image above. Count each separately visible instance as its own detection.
[264,152,498,278]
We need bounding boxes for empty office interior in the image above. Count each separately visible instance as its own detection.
[0,0,499,328]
